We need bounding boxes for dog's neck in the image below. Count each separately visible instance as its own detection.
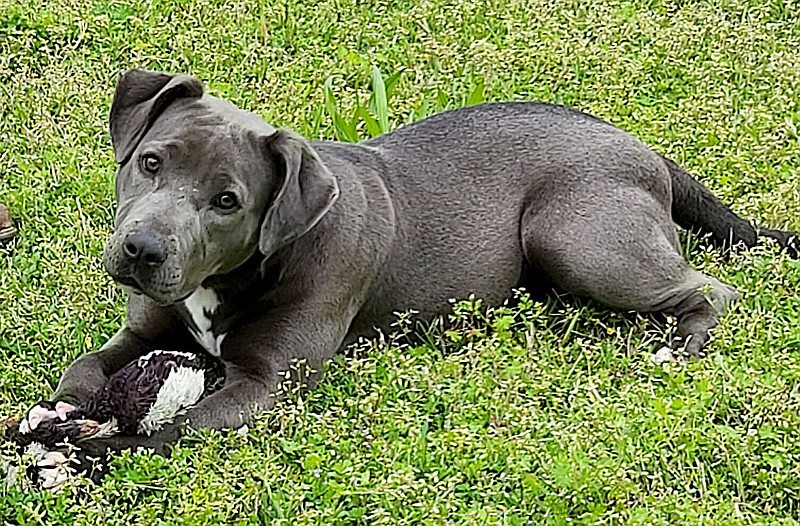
[203,251,278,298]
[187,250,282,327]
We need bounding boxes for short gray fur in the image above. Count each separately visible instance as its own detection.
[41,69,797,455]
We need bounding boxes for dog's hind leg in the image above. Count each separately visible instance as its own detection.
[665,156,798,257]
[521,185,740,358]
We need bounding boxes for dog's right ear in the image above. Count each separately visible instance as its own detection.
[258,130,340,260]
[109,69,204,165]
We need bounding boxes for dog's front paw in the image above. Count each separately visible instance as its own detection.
[18,401,77,435]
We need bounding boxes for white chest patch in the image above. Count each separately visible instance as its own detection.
[184,287,226,357]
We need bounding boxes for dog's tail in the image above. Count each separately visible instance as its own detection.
[664,155,797,256]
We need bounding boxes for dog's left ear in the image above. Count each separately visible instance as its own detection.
[259,130,340,259]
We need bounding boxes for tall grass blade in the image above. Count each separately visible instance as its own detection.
[383,69,404,102]
[324,76,358,142]
[357,106,382,138]
[370,66,390,133]
[466,79,485,106]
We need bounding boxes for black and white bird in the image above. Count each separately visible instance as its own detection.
[14,350,210,449]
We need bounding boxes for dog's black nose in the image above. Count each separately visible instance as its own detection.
[122,232,168,267]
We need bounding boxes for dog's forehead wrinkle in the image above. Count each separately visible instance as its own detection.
[147,105,269,193]
[174,134,250,180]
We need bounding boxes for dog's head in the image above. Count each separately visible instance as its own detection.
[103,70,339,304]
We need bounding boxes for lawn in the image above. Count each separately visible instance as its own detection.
[1,0,800,523]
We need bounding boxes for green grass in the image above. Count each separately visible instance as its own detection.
[1,0,800,523]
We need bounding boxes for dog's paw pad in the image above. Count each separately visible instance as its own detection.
[22,405,58,433]
[35,451,74,492]
[651,346,678,364]
[55,402,76,421]
[20,402,76,434]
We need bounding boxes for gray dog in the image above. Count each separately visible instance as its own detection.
[20,69,796,481]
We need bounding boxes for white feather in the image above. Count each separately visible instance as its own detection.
[137,349,197,367]
[94,417,119,438]
[137,366,205,435]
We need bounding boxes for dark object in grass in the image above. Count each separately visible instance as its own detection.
[0,204,16,243]
[9,351,211,450]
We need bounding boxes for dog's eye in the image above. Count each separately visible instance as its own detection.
[140,154,161,174]
[213,192,239,211]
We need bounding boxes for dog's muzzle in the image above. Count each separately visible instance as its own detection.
[103,228,186,303]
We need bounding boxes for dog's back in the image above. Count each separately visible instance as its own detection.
[350,103,671,325]
[342,102,795,350]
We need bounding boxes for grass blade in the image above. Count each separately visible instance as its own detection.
[384,69,404,102]
[357,106,382,138]
[324,76,358,142]
[466,79,485,106]
[370,66,390,133]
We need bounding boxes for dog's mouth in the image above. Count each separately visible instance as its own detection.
[115,275,144,293]
[112,274,193,305]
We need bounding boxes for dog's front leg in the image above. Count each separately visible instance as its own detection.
[74,302,353,456]
[179,363,305,431]
[177,304,351,431]
[52,325,151,405]
[181,301,355,436]
[20,295,187,433]
[15,325,154,439]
